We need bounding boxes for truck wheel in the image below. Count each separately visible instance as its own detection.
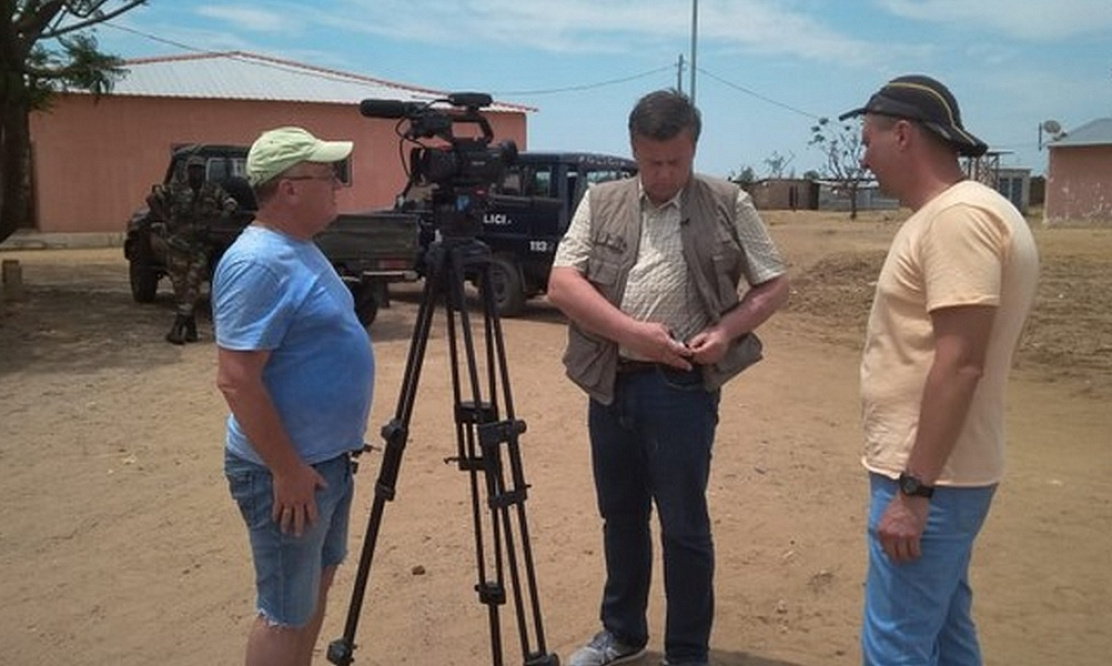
[349,281,379,327]
[128,235,160,303]
[487,256,526,318]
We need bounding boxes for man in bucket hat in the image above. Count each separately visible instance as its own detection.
[841,75,1039,665]
[213,127,374,666]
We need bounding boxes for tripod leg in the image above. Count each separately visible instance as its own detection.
[444,245,559,666]
[327,259,445,666]
[477,260,559,666]
[441,247,508,666]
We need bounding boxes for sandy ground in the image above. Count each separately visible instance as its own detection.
[1,211,1109,666]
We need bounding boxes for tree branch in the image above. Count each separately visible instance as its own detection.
[45,0,147,39]
[14,1,67,44]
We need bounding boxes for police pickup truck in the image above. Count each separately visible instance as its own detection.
[432,151,638,316]
[124,144,419,326]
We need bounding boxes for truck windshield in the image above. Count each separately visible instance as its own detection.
[584,169,634,185]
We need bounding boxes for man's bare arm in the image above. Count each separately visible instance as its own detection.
[216,347,325,536]
[905,304,996,483]
[878,304,995,562]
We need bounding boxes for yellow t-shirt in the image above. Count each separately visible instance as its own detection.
[860,180,1039,486]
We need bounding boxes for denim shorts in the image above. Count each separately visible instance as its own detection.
[225,450,355,627]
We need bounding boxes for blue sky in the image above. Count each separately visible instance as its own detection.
[89,0,1112,177]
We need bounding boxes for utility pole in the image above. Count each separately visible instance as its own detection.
[690,0,699,103]
[676,54,685,93]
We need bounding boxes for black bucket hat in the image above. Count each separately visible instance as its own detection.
[838,74,988,157]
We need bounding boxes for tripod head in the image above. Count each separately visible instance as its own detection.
[361,92,518,239]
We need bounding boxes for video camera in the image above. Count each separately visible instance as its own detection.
[360,92,517,238]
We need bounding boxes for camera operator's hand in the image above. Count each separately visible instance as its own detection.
[272,463,328,537]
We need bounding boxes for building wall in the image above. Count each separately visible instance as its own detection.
[747,179,818,210]
[28,94,528,234]
[816,183,900,212]
[1045,145,1112,225]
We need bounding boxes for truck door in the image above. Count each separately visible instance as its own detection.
[483,163,562,264]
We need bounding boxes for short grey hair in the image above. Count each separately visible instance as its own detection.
[628,89,702,142]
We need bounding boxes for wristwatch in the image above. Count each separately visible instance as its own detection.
[898,472,934,498]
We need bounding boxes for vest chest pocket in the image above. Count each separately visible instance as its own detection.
[711,237,744,272]
[586,255,622,288]
[710,240,746,306]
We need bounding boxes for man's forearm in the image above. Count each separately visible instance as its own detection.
[905,304,995,484]
[905,359,983,484]
[220,380,303,475]
[718,274,791,340]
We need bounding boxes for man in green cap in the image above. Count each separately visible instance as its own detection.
[213,127,374,666]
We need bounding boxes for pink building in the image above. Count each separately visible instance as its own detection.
[1045,118,1112,225]
[26,52,531,235]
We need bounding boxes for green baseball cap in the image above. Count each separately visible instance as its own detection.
[246,126,353,187]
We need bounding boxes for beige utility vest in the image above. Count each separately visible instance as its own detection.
[562,175,763,405]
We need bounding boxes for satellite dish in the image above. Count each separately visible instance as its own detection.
[1041,120,1062,135]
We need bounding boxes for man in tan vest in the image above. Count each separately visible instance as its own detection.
[548,89,790,666]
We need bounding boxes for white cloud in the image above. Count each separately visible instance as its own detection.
[329,0,895,66]
[195,5,298,34]
[877,0,1112,40]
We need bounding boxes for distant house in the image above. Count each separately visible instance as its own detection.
[24,51,532,235]
[1029,175,1046,207]
[996,167,1032,214]
[963,151,1032,214]
[816,180,900,213]
[745,178,818,210]
[1045,118,1112,224]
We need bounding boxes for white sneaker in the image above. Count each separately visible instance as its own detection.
[567,630,647,666]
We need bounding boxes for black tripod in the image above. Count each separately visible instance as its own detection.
[327,232,560,666]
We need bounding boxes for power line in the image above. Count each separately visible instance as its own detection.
[696,67,822,120]
[102,20,674,100]
[102,21,418,92]
[101,20,222,56]
[492,65,675,97]
[103,18,800,120]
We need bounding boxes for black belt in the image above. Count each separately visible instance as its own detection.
[616,358,698,374]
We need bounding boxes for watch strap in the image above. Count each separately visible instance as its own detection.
[898,472,935,498]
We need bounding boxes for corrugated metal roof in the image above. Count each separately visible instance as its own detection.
[87,51,532,114]
[1050,117,1112,148]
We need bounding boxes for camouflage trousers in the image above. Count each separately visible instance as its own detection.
[165,245,208,316]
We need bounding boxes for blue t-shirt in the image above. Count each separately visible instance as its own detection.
[212,225,375,465]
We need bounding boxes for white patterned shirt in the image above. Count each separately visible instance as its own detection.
[554,179,785,347]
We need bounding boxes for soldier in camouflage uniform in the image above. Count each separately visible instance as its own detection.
[147,155,237,344]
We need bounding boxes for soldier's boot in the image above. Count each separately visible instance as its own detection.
[183,315,199,343]
[165,314,188,345]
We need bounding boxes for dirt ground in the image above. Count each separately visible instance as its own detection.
[1,210,1109,666]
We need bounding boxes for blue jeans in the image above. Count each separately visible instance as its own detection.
[588,366,720,664]
[863,473,997,666]
[225,450,355,627]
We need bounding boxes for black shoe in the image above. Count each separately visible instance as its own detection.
[183,315,198,342]
[165,315,188,345]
